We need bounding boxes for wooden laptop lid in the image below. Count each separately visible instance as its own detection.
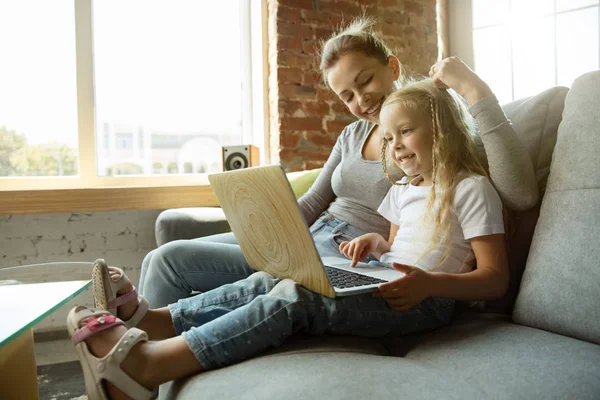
[209,165,335,298]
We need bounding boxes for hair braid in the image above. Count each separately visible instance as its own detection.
[380,139,399,185]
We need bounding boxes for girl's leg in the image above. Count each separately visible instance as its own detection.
[82,320,203,400]
[125,271,283,340]
[139,234,255,308]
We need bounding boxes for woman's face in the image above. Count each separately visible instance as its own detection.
[326,52,400,125]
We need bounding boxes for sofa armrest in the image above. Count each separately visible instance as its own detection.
[155,207,230,247]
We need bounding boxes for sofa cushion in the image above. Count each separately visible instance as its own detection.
[480,86,568,313]
[403,313,600,399]
[513,70,600,344]
[159,336,485,400]
[502,86,569,196]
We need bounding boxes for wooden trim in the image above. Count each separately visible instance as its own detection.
[0,185,219,215]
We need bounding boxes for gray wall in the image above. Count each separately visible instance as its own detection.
[0,210,161,331]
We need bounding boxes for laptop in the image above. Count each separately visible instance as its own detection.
[208,165,405,298]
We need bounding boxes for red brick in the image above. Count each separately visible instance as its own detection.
[331,103,349,113]
[303,101,330,117]
[302,70,320,85]
[381,0,398,7]
[277,37,303,52]
[278,0,314,10]
[316,88,338,102]
[279,99,303,115]
[305,161,326,170]
[279,148,299,163]
[278,67,304,84]
[280,131,303,147]
[306,131,336,147]
[278,22,313,38]
[314,27,335,41]
[281,117,323,131]
[301,9,331,25]
[403,0,423,15]
[278,52,317,68]
[320,1,361,16]
[296,149,330,162]
[326,119,354,133]
[277,5,301,24]
[302,39,320,55]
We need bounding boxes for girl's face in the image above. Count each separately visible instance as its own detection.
[380,104,435,185]
[326,52,400,125]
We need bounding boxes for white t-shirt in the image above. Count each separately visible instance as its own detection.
[377,174,504,273]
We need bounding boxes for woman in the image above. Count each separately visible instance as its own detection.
[134,18,537,309]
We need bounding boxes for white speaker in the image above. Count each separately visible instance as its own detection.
[222,145,260,171]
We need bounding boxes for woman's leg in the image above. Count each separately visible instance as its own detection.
[138,232,238,292]
[139,233,255,308]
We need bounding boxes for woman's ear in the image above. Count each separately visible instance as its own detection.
[388,56,401,80]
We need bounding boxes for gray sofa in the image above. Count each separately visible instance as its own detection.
[157,71,600,399]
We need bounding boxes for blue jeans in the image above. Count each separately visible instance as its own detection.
[170,271,455,370]
[139,213,371,308]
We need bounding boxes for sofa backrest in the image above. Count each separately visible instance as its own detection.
[482,86,568,313]
[513,70,600,345]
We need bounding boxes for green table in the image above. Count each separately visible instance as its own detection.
[0,263,92,400]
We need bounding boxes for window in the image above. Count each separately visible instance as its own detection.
[449,0,599,104]
[1,0,267,192]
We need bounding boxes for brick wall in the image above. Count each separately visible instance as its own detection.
[268,0,439,171]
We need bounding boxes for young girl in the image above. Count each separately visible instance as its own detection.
[68,79,509,400]
[136,18,536,309]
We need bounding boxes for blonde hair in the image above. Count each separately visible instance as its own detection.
[319,17,397,85]
[380,79,489,269]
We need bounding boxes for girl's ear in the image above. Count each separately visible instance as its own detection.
[388,56,401,80]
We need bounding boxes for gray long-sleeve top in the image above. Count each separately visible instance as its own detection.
[297,95,538,240]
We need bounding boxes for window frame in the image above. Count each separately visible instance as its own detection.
[0,0,269,214]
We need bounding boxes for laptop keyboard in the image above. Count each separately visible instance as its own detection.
[324,266,387,288]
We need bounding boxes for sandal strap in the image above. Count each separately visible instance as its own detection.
[124,296,149,329]
[71,311,124,345]
[107,265,133,293]
[92,327,157,400]
[108,286,139,309]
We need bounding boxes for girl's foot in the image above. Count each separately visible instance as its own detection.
[93,259,149,328]
[68,306,158,400]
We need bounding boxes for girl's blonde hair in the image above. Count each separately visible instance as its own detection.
[381,79,489,269]
[319,17,398,85]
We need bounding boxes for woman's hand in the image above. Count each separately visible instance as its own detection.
[429,56,493,105]
[339,233,385,267]
[372,263,432,311]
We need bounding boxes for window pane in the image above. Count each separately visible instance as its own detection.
[512,16,556,99]
[473,26,513,104]
[511,0,554,18]
[556,7,599,86]
[0,1,78,177]
[473,0,509,28]
[557,0,598,12]
[92,0,244,176]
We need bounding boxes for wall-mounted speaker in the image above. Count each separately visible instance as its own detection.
[222,145,260,171]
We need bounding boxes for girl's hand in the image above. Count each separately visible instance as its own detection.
[429,56,493,105]
[339,233,381,267]
[372,263,432,311]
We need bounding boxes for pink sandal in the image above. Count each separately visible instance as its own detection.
[67,306,158,400]
[92,259,149,329]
